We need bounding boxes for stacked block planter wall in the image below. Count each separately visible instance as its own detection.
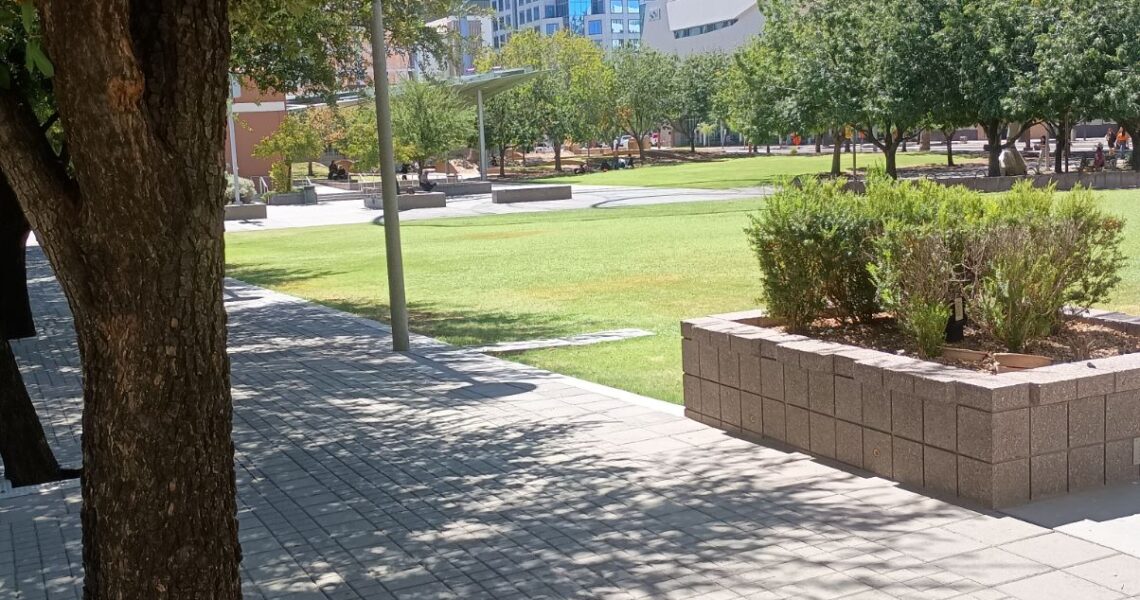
[682,310,1140,508]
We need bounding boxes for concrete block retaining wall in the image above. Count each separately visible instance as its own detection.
[223,203,268,221]
[492,185,572,204]
[682,310,1140,508]
[363,192,446,211]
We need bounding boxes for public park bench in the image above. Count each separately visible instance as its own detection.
[364,192,446,211]
[491,185,572,204]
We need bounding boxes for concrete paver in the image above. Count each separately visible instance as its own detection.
[1,249,1137,598]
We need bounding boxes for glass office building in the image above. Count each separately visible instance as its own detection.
[491,0,642,49]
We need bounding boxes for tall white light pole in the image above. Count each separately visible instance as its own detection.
[227,76,242,204]
[370,0,410,351]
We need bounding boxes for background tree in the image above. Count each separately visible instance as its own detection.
[301,105,349,175]
[758,0,862,175]
[939,0,1043,176]
[671,53,729,153]
[488,30,606,171]
[1093,0,1140,171]
[481,89,540,177]
[391,78,474,173]
[253,113,324,189]
[610,47,677,162]
[716,40,787,157]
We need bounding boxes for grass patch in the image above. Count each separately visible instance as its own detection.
[226,188,1140,404]
[533,152,983,189]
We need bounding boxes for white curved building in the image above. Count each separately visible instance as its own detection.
[639,0,764,56]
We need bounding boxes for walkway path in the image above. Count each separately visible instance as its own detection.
[225,184,770,233]
[3,251,1140,600]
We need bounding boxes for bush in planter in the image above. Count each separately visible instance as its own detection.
[270,161,293,193]
[970,185,1125,351]
[870,224,958,357]
[748,177,1125,355]
[223,175,256,205]
[745,178,878,331]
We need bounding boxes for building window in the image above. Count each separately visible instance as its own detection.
[629,19,640,33]
[612,39,623,48]
[591,0,606,13]
[610,0,623,13]
[546,23,558,34]
[587,19,602,35]
[628,0,639,13]
[611,19,624,33]
[629,39,641,48]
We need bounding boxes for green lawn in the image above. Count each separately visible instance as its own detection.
[532,152,983,189]
[226,188,1140,404]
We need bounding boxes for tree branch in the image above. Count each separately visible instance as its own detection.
[0,91,81,234]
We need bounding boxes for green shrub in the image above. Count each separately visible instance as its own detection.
[747,178,1125,355]
[970,184,1125,350]
[745,178,877,331]
[870,224,957,357]
[270,161,293,193]
[223,175,256,205]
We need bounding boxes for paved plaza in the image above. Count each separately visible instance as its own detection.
[224,184,771,233]
[3,250,1140,599]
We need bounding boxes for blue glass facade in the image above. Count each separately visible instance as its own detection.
[493,0,642,48]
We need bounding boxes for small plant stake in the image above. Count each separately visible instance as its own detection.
[945,297,966,343]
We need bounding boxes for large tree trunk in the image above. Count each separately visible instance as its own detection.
[983,123,1003,177]
[498,147,507,178]
[884,142,899,179]
[919,130,931,151]
[554,143,563,172]
[815,134,822,155]
[1125,121,1140,172]
[0,1,242,598]
[0,176,65,487]
[0,340,63,487]
[1054,120,1069,174]
[831,131,845,176]
[941,128,956,166]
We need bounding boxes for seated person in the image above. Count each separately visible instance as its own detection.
[1094,143,1106,171]
[418,168,437,192]
[327,161,338,179]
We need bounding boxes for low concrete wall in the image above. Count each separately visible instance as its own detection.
[492,185,572,204]
[841,171,1140,194]
[363,192,446,211]
[224,203,268,221]
[267,189,317,205]
[682,310,1140,508]
[437,181,492,197]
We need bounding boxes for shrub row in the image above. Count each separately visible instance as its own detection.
[745,175,1126,356]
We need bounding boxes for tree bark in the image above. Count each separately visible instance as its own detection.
[984,123,1003,177]
[554,143,562,172]
[0,174,66,487]
[941,128,956,166]
[919,130,931,152]
[884,142,899,179]
[0,340,63,487]
[815,134,822,155]
[831,131,845,176]
[498,147,506,178]
[0,1,242,598]
[1125,121,1140,172]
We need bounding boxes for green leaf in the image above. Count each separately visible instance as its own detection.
[19,0,34,33]
[25,41,54,78]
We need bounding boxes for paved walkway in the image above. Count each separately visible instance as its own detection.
[4,251,1140,600]
[225,184,770,233]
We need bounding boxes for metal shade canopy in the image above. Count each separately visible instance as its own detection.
[451,69,544,180]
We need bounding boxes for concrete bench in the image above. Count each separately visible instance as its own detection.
[224,203,268,221]
[436,181,492,197]
[492,185,572,204]
[364,192,446,211]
